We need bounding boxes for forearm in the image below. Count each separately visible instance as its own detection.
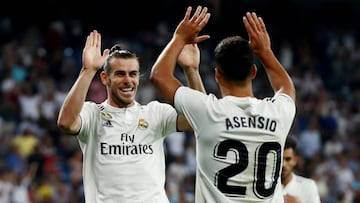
[57,68,98,133]
[183,68,206,93]
[150,38,186,103]
[152,38,185,78]
[258,50,296,100]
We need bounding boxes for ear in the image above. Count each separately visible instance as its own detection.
[250,64,257,79]
[215,68,222,84]
[293,153,299,165]
[100,71,108,85]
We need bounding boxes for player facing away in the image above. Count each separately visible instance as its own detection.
[150,6,296,203]
[57,29,205,203]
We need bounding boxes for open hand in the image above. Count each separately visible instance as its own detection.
[174,6,211,44]
[178,43,200,70]
[82,30,110,71]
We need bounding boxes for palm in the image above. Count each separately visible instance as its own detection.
[178,44,200,69]
[81,30,108,71]
[82,46,105,71]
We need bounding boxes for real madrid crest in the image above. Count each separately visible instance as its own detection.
[138,118,149,130]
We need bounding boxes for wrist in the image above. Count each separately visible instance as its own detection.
[183,67,199,75]
[255,48,274,59]
[80,67,99,76]
[171,35,187,47]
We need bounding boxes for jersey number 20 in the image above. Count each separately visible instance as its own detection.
[214,140,281,198]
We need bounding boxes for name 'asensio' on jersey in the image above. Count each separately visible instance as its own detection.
[225,115,277,132]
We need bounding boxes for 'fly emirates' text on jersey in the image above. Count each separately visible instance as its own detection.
[78,100,177,203]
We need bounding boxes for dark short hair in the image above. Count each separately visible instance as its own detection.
[284,136,298,151]
[214,36,254,82]
[103,44,138,74]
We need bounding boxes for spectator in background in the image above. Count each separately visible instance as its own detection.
[352,170,360,202]
[165,132,186,162]
[334,154,355,203]
[11,128,39,159]
[297,115,322,170]
[281,136,321,203]
[0,168,14,203]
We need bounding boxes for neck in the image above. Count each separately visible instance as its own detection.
[220,83,254,98]
[107,99,135,108]
[282,172,293,186]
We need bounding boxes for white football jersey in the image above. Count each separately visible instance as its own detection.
[174,86,296,203]
[282,173,321,203]
[77,100,177,203]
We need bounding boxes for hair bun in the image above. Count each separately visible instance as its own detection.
[110,44,122,54]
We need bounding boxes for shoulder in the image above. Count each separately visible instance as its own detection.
[82,101,102,112]
[293,174,317,187]
[142,101,176,114]
[264,93,295,105]
[84,100,98,106]
[145,100,174,108]
[262,93,296,117]
[176,86,208,97]
[176,86,217,101]
[293,174,321,201]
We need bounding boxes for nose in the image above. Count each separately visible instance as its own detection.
[122,74,132,83]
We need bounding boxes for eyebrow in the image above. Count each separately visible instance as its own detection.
[113,70,140,74]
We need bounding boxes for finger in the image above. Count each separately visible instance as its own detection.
[183,6,192,21]
[87,31,95,47]
[243,14,255,37]
[190,5,202,22]
[103,49,110,59]
[199,13,211,28]
[84,34,91,49]
[87,32,94,47]
[195,7,208,24]
[246,12,257,31]
[91,30,98,47]
[251,12,262,31]
[95,31,101,49]
[195,35,210,43]
[258,16,267,32]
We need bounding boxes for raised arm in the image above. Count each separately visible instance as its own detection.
[150,6,210,105]
[178,43,206,93]
[175,43,207,132]
[57,30,110,134]
[243,12,296,101]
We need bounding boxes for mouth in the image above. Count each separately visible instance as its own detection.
[121,87,134,92]
[119,87,135,96]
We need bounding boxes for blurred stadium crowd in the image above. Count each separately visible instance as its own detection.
[0,1,360,203]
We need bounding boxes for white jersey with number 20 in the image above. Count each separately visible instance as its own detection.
[174,86,296,203]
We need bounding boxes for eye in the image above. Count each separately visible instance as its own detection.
[129,71,139,77]
[115,71,126,76]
